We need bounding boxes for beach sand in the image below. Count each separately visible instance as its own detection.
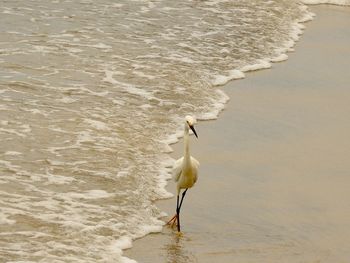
[125,5,350,263]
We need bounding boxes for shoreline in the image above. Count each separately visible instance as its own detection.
[125,5,350,263]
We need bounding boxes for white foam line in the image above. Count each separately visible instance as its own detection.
[103,70,154,100]
[67,190,114,200]
[270,54,289,63]
[111,236,137,263]
[4,151,22,156]
[241,59,272,72]
[84,118,110,131]
[211,69,245,86]
[0,212,16,225]
[0,127,27,138]
[45,172,76,185]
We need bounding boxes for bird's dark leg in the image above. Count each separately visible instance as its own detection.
[178,189,188,211]
[176,194,180,212]
[167,189,188,231]
[176,189,188,232]
[176,194,180,232]
[166,195,179,227]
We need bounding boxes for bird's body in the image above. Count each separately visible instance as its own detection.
[167,116,199,232]
[173,156,199,194]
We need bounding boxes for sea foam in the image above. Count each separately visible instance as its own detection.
[240,60,272,72]
[0,1,328,263]
[211,69,245,86]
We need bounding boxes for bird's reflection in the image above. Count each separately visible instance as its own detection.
[163,232,197,263]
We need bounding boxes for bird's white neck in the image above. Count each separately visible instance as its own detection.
[184,124,191,163]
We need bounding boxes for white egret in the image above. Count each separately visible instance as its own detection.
[167,115,199,232]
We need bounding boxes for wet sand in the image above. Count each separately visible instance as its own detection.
[125,5,350,263]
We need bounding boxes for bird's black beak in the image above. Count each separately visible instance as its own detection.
[190,125,198,138]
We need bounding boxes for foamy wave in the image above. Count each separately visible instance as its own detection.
[211,69,245,86]
[0,1,324,262]
[197,90,230,120]
[103,70,154,100]
[270,54,289,63]
[155,159,175,199]
[0,212,16,225]
[4,151,22,156]
[111,236,137,263]
[110,221,164,262]
[241,59,272,72]
[84,118,110,131]
[67,190,114,199]
[93,43,112,49]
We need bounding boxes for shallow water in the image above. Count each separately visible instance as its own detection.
[125,5,350,263]
[0,1,311,262]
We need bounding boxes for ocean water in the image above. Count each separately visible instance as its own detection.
[0,0,339,262]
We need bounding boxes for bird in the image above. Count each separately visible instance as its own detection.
[167,115,199,232]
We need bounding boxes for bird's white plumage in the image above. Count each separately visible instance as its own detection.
[173,156,200,183]
[167,115,199,231]
[172,116,200,195]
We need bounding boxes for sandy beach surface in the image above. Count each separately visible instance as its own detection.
[125,5,350,263]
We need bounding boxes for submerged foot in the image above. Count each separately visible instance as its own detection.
[166,214,182,232]
[166,214,178,228]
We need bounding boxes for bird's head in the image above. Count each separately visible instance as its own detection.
[185,115,198,138]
